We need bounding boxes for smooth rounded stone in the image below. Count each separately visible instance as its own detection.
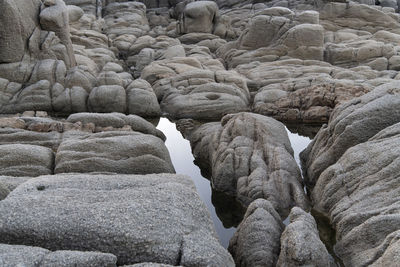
[229,199,284,267]
[301,81,400,187]
[0,174,234,266]
[54,131,174,174]
[127,79,161,117]
[0,0,41,63]
[0,144,54,177]
[123,263,177,267]
[0,182,10,200]
[181,112,308,217]
[88,85,127,113]
[0,244,117,267]
[311,123,400,266]
[277,207,334,267]
[52,84,88,114]
[66,113,165,140]
[67,5,84,22]
[178,1,219,34]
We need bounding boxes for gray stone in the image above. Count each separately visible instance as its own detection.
[178,1,219,34]
[0,182,10,200]
[277,207,333,267]
[54,131,174,174]
[126,79,161,117]
[0,176,30,192]
[311,122,400,266]
[0,243,117,267]
[301,81,400,187]
[229,199,284,267]
[0,174,234,266]
[181,112,308,217]
[88,85,127,113]
[0,144,54,177]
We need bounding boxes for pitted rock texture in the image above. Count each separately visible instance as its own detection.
[180,112,308,217]
[0,244,118,267]
[311,122,400,266]
[277,207,334,267]
[0,174,234,266]
[229,199,284,267]
[301,81,400,187]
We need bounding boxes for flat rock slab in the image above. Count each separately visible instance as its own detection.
[0,244,117,267]
[0,174,234,266]
[54,131,174,174]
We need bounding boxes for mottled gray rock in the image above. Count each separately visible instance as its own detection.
[0,182,10,200]
[0,174,234,266]
[0,128,61,151]
[178,1,219,34]
[229,199,284,267]
[55,131,174,174]
[127,79,161,117]
[301,81,400,187]
[124,263,177,267]
[0,243,117,267]
[141,57,250,120]
[66,113,165,140]
[88,85,127,113]
[277,207,333,267]
[0,144,54,177]
[0,176,30,192]
[181,112,308,217]
[311,122,400,266]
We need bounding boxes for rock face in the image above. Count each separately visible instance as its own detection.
[277,207,333,267]
[54,131,175,174]
[0,174,234,266]
[311,122,400,266]
[229,199,284,267]
[178,1,219,34]
[180,112,308,217]
[0,244,117,267]
[301,82,400,187]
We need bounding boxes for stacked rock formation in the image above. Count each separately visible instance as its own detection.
[1,0,399,266]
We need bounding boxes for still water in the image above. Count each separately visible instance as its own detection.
[157,118,312,248]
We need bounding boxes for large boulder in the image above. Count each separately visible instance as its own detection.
[229,199,284,267]
[0,174,234,266]
[0,244,117,267]
[54,131,174,174]
[311,122,400,266]
[179,112,308,217]
[301,81,400,187]
[178,1,219,34]
[277,207,333,267]
[0,144,54,177]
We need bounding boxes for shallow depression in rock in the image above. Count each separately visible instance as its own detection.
[157,117,313,247]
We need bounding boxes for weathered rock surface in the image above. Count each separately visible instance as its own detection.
[311,122,400,266]
[277,207,333,267]
[142,57,250,120]
[179,112,308,217]
[0,243,117,267]
[0,144,54,177]
[301,81,400,187]
[229,199,284,267]
[55,131,174,174]
[0,182,10,200]
[0,174,234,266]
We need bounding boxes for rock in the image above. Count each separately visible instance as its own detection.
[0,174,234,266]
[311,122,400,266]
[229,199,284,267]
[54,131,174,174]
[181,112,308,217]
[88,85,127,113]
[0,0,41,63]
[0,176,30,192]
[277,207,333,267]
[0,144,54,177]
[301,81,400,187]
[66,113,165,140]
[0,182,10,200]
[126,79,161,117]
[141,57,250,120]
[178,1,219,34]
[0,243,117,267]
